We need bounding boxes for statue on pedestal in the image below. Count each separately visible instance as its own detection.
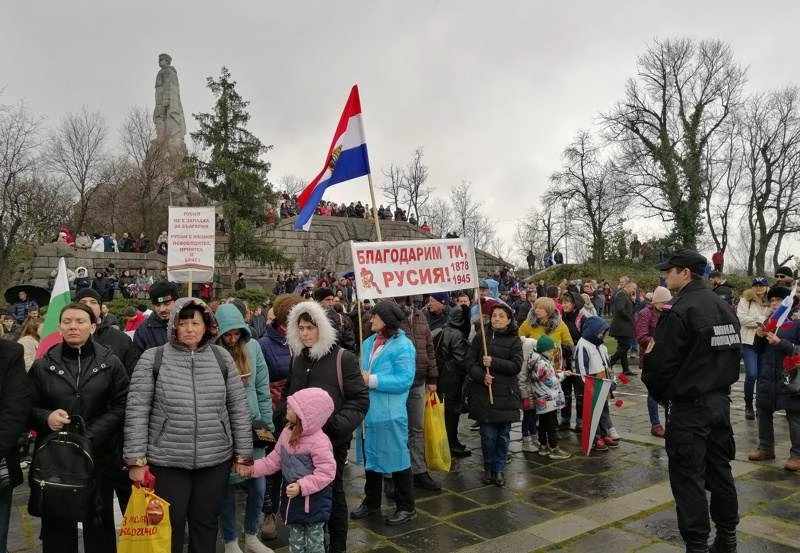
[153,53,187,153]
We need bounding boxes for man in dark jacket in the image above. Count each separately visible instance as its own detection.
[283,301,369,553]
[608,281,637,376]
[312,287,356,352]
[432,304,471,457]
[424,292,451,332]
[709,271,734,306]
[0,342,33,551]
[133,281,178,353]
[396,297,440,491]
[75,288,139,374]
[645,250,740,553]
[91,271,115,303]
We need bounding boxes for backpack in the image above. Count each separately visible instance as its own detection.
[152,343,229,382]
[29,416,95,522]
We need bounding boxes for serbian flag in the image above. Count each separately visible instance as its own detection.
[580,376,613,455]
[36,257,71,358]
[294,85,371,231]
[765,282,797,332]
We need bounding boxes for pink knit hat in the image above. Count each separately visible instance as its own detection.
[652,286,672,304]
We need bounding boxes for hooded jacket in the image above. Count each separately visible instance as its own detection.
[284,301,369,447]
[519,308,574,347]
[216,304,274,484]
[356,329,416,473]
[432,304,470,399]
[519,338,565,415]
[468,320,523,424]
[124,297,253,469]
[252,387,336,524]
[573,316,611,378]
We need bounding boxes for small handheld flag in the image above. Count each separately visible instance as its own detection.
[294,85,371,231]
[765,283,797,332]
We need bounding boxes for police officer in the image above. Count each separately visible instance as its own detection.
[644,249,740,553]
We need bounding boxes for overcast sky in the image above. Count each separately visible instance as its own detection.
[4,1,800,265]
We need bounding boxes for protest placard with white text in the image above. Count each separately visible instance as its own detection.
[351,238,479,300]
[167,206,216,283]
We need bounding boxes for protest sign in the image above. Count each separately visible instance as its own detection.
[167,207,215,283]
[351,238,479,300]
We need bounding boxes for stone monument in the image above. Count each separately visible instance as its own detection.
[153,53,187,154]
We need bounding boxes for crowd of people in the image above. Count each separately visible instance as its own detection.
[2,253,800,553]
[277,194,433,233]
[55,226,169,256]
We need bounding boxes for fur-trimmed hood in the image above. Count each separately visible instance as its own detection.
[167,297,219,349]
[741,287,766,305]
[526,306,562,334]
[286,300,338,359]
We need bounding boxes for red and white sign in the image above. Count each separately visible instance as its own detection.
[167,207,215,283]
[351,238,479,300]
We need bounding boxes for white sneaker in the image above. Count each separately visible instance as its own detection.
[608,427,620,440]
[225,540,244,553]
[245,533,275,553]
[522,436,539,452]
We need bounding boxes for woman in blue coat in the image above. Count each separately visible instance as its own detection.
[351,301,417,526]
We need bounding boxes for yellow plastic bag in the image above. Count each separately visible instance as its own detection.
[423,391,451,472]
[118,485,171,553]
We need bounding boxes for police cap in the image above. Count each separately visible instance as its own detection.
[655,249,707,274]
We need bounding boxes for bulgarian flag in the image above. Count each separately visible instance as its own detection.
[581,376,613,455]
[35,257,71,358]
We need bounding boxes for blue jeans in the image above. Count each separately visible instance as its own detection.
[480,422,511,473]
[647,395,661,425]
[521,410,537,437]
[220,476,267,542]
[0,485,11,553]
[742,344,760,404]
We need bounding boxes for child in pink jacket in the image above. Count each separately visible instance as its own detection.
[251,387,336,553]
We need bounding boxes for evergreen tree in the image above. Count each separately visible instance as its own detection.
[190,66,288,266]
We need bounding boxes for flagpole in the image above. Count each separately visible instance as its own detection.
[367,173,383,242]
[475,288,494,405]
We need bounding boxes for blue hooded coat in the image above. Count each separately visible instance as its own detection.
[355,330,416,474]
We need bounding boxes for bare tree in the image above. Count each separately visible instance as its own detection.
[276,174,306,196]
[603,38,746,248]
[381,163,404,212]
[702,117,743,255]
[418,196,452,238]
[740,88,800,274]
[400,147,431,221]
[449,181,495,250]
[119,107,182,235]
[45,108,108,231]
[545,130,626,262]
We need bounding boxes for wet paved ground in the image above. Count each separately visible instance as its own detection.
[7,367,800,552]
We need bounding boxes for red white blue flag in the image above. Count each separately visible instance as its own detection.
[294,85,371,231]
[765,283,797,332]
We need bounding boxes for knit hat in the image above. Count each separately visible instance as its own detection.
[74,288,102,304]
[651,286,672,304]
[371,300,407,329]
[312,287,334,302]
[429,292,449,305]
[775,266,794,279]
[752,277,769,287]
[535,335,555,354]
[149,280,179,304]
[767,285,792,301]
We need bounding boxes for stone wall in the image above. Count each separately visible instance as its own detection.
[17,216,510,291]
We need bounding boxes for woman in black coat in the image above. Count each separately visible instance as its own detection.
[433,304,471,457]
[748,286,800,471]
[0,341,33,552]
[468,302,522,487]
[28,303,129,553]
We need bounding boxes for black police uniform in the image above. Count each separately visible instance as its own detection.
[644,250,741,553]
